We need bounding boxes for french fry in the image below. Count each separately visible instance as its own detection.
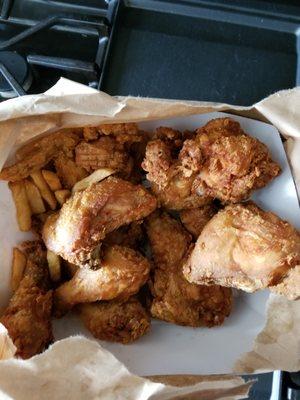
[30,171,57,210]
[83,126,98,141]
[41,170,62,191]
[72,168,115,192]
[8,181,32,231]
[54,189,71,206]
[11,248,27,291]
[24,179,46,214]
[47,250,61,282]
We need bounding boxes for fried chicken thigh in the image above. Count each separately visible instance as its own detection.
[42,177,157,265]
[0,244,53,359]
[78,297,150,344]
[54,245,150,315]
[184,203,300,292]
[146,212,232,327]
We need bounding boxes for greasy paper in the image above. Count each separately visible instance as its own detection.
[0,334,251,400]
[0,78,300,382]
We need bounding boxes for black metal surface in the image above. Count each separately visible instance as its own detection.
[100,0,300,106]
[0,0,111,96]
[0,50,28,94]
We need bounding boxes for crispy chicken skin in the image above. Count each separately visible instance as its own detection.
[0,129,81,181]
[0,244,53,359]
[180,204,218,238]
[142,136,210,210]
[146,212,232,327]
[54,245,150,316]
[195,133,281,203]
[104,222,144,249]
[270,265,300,300]
[42,177,157,265]
[78,297,150,344]
[142,118,281,207]
[75,136,132,176]
[54,153,88,189]
[184,203,300,292]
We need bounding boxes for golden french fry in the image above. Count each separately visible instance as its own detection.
[47,250,61,282]
[41,170,62,191]
[11,248,27,291]
[54,189,71,206]
[24,179,46,214]
[8,181,32,231]
[72,168,115,192]
[30,171,57,210]
[83,126,98,141]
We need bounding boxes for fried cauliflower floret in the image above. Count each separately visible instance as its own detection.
[184,203,300,292]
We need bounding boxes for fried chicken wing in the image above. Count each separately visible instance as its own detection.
[0,129,81,182]
[43,177,157,265]
[146,212,232,327]
[184,203,300,292]
[75,137,132,177]
[54,245,150,315]
[179,204,218,238]
[0,243,53,359]
[78,297,150,344]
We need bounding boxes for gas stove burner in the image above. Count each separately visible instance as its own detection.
[0,51,32,98]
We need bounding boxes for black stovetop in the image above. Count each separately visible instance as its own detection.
[0,1,299,399]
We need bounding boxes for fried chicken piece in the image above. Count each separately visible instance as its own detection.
[184,203,300,292]
[98,123,139,136]
[195,117,243,156]
[195,134,281,203]
[0,243,53,359]
[142,138,210,210]
[54,153,88,189]
[146,212,232,327]
[180,204,218,238]
[270,265,300,300]
[54,245,150,315]
[0,129,81,182]
[75,137,132,176]
[78,297,150,344]
[43,177,157,265]
[104,222,144,249]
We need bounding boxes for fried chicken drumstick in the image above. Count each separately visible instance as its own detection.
[146,212,232,327]
[0,244,53,359]
[184,203,300,292]
[43,177,157,266]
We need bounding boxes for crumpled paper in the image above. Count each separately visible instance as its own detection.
[0,78,300,391]
[0,333,252,400]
